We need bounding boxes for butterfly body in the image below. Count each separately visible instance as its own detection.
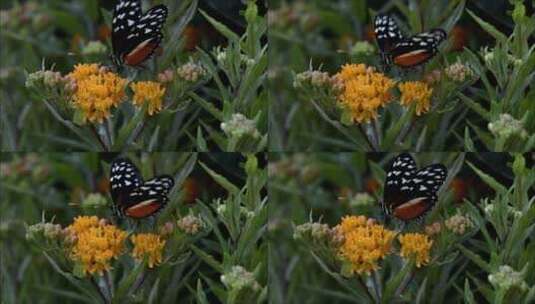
[374,14,447,69]
[382,153,447,222]
[110,158,174,219]
[111,0,168,67]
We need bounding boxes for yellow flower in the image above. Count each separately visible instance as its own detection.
[398,81,433,116]
[67,217,127,275]
[335,215,395,275]
[66,215,99,235]
[398,233,433,267]
[68,64,127,123]
[130,233,166,268]
[335,64,395,123]
[68,63,101,83]
[130,81,166,115]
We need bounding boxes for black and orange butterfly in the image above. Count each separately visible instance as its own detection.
[110,158,174,219]
[382,153,448,222]
[111,0,168,67]
[374,14,447,69]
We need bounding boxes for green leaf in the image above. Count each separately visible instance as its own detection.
[467,9,508,44]
[113,261,145,303]
[196,127,208,152]
[457,244,492,272]
[468,161,508,194]
[464,128,476,151]
[190,245,224,273]
[199,9,240,42]
[196,280,211,304]
[43,253,101,303]
[382,260,414,303]
[464,280,477,304]
[199,161,240,195]
[113,104,147,150]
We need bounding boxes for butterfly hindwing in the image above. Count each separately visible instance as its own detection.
[109,158,174,219]
[383,154,448,221]
[111,0,168,66]
[390,29,447,68]
[124,175,174,219]
[374,13,447,68]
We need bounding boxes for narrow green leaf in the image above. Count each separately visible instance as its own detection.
[467,9,508,44]
[467,161,508,193]
[199,161,240,195]
[199,9,240,42]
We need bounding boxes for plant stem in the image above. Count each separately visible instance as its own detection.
[90,124,108,151]
[358,124,376,151]
[104,270,114,300]
[357,276,376,303]
[129,268,147,295]
[398,118,416,146]
[372,270,382,303]
[90,276,110,304]
[395,269,415,298]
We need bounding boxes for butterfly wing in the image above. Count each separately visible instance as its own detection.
[119,4,168,66]
[123,175,174,218]
[389,161,448,221]
[374,14,405,66]
[110,158,143,215]
[112,0,142,61]
[391,29,447,68]
[382,153,417,215]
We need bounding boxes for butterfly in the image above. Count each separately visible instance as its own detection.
[111,0,168,67]
[382,153,448,222]
[110,158,174,219]
[374,14,447,68]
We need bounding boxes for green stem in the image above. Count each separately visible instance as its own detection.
[357,276,376,303]
[90,276,110,304]
[358,124,376,151]
[90,124,108,151]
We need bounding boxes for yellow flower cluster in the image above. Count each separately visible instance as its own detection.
[130,81,166,115]
[68,64,127,123]
[130,233,166,268]
[67,216,127,275]
[335,215,395,275]
[335,64,395,123]
[398,233,433,267]
[398,81,433,116]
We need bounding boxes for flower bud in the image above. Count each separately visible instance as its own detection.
[177,215,204,235]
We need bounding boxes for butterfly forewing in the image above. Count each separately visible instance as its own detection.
[383,153,417,215]
[374,14,404,52]
[110,158,142,204]
[374,14,404,66]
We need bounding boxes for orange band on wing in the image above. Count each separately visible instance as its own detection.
[125,199,161,218]
[124,41,159,66]
[393,197,429,220]
[393,50,431,67]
